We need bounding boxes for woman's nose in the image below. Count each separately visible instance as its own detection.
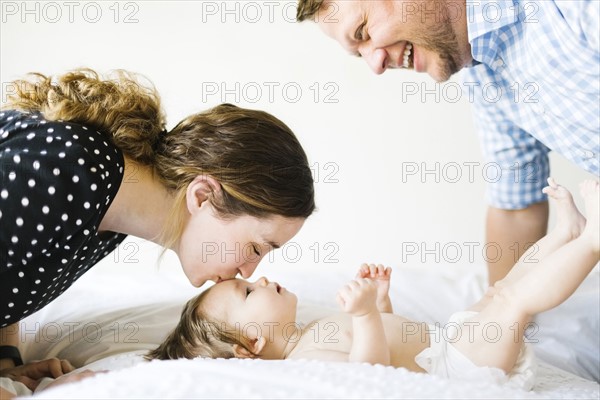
[237,260,260,279]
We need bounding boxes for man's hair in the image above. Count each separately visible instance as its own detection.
[296,0,326,21]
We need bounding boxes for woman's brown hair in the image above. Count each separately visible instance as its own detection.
[4,68,316,248]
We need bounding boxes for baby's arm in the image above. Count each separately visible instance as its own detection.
[357,264,393,313]
[337,278,390,365]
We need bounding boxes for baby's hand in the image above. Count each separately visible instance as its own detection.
[356,264,393,313]
[336,278,378,317]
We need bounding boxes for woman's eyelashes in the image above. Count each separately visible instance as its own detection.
[252,245,261,257]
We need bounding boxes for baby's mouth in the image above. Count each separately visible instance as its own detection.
[402,43,413,69]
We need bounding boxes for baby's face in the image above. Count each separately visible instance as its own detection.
[202,277,298,339]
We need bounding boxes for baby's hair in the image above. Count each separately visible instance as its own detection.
[146,287,256,361]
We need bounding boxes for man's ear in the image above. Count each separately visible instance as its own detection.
[232,336,267,359]
[185,175,222,214]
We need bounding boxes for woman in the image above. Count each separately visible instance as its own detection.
[0,69,315,387]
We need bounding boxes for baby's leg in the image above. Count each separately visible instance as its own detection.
[470,178,586,312]
[455,180,599,372]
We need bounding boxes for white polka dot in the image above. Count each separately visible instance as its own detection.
[94,149,100,155]
[61,214,68,221]
[66,125,72,129]
[76,219,82,226]
[12,288,18,294]
[78,158,85,165]
[42,205,50,214]
[18,272,24,278]
[84,202,90,209]
[21,197,29,207]
[106,155,111,161]
[72,175,79,183]
[90,167,97,173]
[11,236,18,244]
[39,267,45,272]
[59,152,66,158]
[1,190,8,199]
[28,179,35,187]
[33,160,40,170]
[12,155,20,164]
[90,183,97,191]
[66,141,72,147]
[47,128,54,133]
[53,168,60,176]
[37,224,44,232]
[67,194,73,202]
[8,303,13,308]
[46,136,53,143]
[16,217,23,226]
[48,186,56,195]
[31,239,37,245]
[8,171,16,180]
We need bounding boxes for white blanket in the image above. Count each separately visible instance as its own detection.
[10,260,600,399]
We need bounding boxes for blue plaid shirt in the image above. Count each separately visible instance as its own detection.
[464,0,599,209]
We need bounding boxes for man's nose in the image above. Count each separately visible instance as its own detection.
[360,46,388,75]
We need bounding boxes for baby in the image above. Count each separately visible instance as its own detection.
[147,179,599,390]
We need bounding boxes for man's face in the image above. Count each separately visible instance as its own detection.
[315,0,471,82]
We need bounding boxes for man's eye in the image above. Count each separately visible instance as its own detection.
[252,245,261,256]
[355,22,367,41]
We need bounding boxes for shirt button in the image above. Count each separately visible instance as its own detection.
[582,149,595,159]
[533,103,545,114]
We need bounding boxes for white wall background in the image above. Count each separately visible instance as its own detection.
[1,1,595,285]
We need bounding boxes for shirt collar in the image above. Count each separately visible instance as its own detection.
[466,0,519,65]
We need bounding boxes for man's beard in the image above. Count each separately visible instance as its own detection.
[414,4,462,81]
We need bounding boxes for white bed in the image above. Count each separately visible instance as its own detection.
[11,255,600,399]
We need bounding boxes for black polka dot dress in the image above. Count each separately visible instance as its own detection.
[0,110,127,327]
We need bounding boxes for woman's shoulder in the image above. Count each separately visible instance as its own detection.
[1,109,124,177]
[0,109,125,218]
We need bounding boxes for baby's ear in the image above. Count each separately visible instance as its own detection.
[232,337,266,359]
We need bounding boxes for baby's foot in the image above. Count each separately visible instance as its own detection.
[542,177,586,241]
[579,180,599,253]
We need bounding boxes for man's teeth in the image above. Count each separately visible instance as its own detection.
[402,43,413,68]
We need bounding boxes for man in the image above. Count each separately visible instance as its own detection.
[297,0,599,284]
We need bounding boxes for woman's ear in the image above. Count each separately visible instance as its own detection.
[232,336,267,359]
[185,175,222,214]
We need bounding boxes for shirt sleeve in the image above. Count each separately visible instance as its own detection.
[581,0,599,52]
[463,65,551,210]
[0,114,122,269]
